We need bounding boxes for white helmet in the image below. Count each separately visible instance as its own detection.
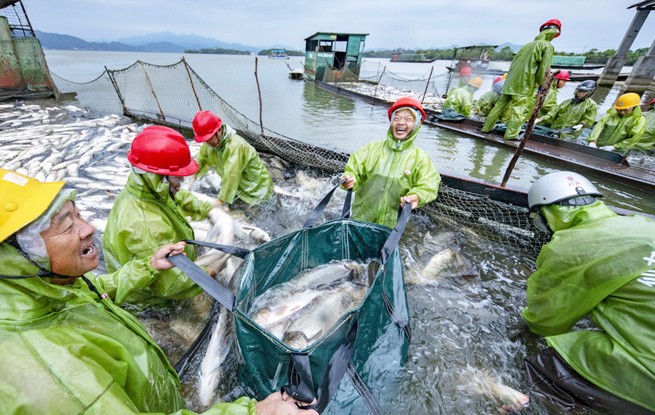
[528,171,601,211]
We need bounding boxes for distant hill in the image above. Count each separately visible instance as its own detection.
[35,30,295,54]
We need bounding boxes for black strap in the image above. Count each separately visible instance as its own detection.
[346,363,383,415]
[282,318,361,413]
[303,180,352,228]
[380,203,412,264]
[183,239,250,258]
[168,254,235,311]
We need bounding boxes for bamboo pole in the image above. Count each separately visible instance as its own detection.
[253,57,265,136]
[105,66,127,115]
[140,61,166,121]
[372,66,386,100]
[182,57,203,111]
[500,70,555,187]
[421,66,434,104]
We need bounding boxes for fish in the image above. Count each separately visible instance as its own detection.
[249,260,371,349]
[456,368,530,413]
[405,232,478,285]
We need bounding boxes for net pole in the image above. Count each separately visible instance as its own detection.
[500,70,554,187]
[182,57,203,111]
[140,61,166,121]
[254,57,265,136]
[421,66,434,104]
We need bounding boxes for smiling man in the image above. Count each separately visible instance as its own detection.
[0,168,317,415]
[341,97,441,228]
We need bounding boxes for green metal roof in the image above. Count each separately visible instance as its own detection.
[304,32,369,41]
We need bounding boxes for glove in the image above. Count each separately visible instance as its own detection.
[571,124,583,131]
[535,118,542,124]
[587,141,597,148]
[600,145,615,151]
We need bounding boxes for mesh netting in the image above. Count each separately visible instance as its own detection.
[52,58,550,260]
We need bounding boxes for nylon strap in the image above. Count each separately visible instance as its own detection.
[183,239,251,258]
[303,179,352,228]
[168,254,235,311]
[380,203,412,264]
[346,362,383,415]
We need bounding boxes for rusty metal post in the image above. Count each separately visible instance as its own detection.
[182,57,203,111]
[421,66,434,104]
[253,57,265,136]
[140,61,166,121]
[500,71,555,187]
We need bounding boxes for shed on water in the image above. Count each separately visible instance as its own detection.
[303,32,368,82]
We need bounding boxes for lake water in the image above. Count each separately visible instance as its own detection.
[30,50,652,414]
[44,50,653,214]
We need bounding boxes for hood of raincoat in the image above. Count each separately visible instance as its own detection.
[605,105,643,119]
[386,123,421,150]
[540,200,615,233]
[537,27,560,42]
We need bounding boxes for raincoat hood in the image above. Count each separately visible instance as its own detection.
[607,105,643,119]
[386,123,421,150]
[537,27,560,42]
[540,201,615,233]
[129,171,170,199]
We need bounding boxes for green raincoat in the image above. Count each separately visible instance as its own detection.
[343,126,441,228]
[522,202,655,412]
[195,125,273,205]
[587,106,646,150]
[474,90,500,117]
[443,86,474,117]
[481,28,557,138]
[636,108,655,152]
[103,172,212,308]
[540,98,598,139]
[0,242,258,415]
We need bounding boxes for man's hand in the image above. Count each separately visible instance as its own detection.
[571,123,583,131]
[255,391,319,415]
[150,242,186,271]
[587,141,597,148]
[341,175,356,190]
[400,194,419,209]
[600,145,615,151]
[535,118,542,124]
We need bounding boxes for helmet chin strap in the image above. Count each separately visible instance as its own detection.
[0,236,76,280]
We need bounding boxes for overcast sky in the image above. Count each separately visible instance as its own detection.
[24,0,655,52]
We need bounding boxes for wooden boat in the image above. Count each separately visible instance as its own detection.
[311,79,655,192]
[268,49,289,59]
[391,53,437,63]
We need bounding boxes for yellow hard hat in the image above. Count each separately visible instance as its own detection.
[501,73,507,80]
[468,77,483,88]
[614,92,641,110]
[0,169,64,243]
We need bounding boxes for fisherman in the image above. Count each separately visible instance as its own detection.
[443,76,483,117]
[103,126,224,308]
[474,76,504,118]
[0,168,317,415]
[586,92,646,152]
[341,97,441,228]
[192,110,274,206]
[535,80,598,140]
[635,97,655,153]
[457,66,473,88]
[528,70,570,118]
[481,19,561,140]
[522,170,655,414]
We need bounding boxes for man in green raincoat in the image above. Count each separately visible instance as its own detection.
[443,77,483,117]
[103,126,220,309]
[192,110,273,206]
[0,168,315,415]
[474,76,504,118]
[535,80,598,140]
[342,97,441,228]
[587,92,646,152]
[635,97,655,152]
[522,171,655,414]
[481,19,560,139]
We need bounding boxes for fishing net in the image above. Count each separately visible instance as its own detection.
[51,58,550,260]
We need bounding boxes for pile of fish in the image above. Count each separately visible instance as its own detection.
[250,259,375,349]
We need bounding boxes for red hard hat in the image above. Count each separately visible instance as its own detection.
[459,66,472,76]
[554,70,570,81]
[388,97,426,122]
[540,19,562,38]
[650,97,655,105]
[127,126,198,176]
[192,110,223,143]
[492,76,503,86]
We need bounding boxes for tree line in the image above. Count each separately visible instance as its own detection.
[185,48,251,55]
[364,47,648,65]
